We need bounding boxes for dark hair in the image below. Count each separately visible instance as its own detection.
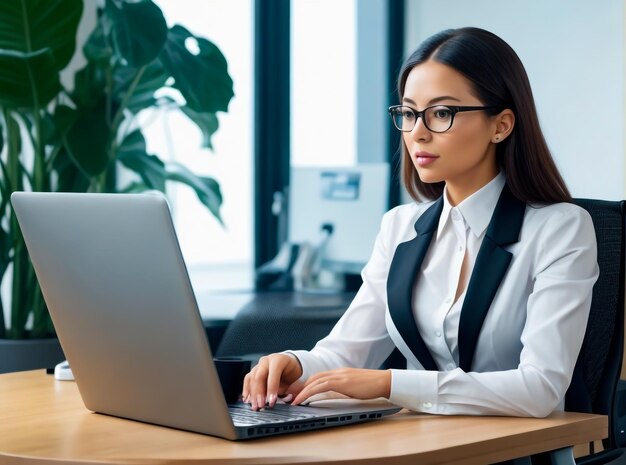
[398,27,571,204]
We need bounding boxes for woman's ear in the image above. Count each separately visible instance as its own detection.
[492,109,515,143]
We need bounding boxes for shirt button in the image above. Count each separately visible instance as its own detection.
[422,402,433,409]
[458,245,463,252]
[445,297,452,304]
[446,363,455,371]
[451,210,460,221]
[435,330,442,337]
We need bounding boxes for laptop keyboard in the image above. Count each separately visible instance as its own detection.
[229,404,317,426]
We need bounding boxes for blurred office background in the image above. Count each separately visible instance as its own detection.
[47,0,626,297]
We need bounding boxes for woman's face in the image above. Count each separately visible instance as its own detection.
[402,60,505,202]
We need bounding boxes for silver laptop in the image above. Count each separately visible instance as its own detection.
[11,191,400,440]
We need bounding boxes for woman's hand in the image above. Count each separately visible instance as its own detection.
[242,353,303,410]
[291,368,391,406]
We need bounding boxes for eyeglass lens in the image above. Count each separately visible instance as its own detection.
[392,106,454,132]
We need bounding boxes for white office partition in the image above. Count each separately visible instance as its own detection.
[289,164,390,273]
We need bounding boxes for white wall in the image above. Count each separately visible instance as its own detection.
[404,0,625,200]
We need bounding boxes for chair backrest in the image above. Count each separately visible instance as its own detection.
[214,292,354,358]
[566,199,625,449]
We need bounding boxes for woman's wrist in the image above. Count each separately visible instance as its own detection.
[383,369,392,399]
[283,352,304,379]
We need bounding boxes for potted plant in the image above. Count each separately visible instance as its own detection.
[0,0,233,372]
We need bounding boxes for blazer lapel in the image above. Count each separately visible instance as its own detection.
[457,185,526,372]
[387,198,443,371]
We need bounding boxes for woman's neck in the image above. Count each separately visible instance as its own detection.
[445,169,500,206]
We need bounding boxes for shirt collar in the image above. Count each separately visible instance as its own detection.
[436,171,506,239]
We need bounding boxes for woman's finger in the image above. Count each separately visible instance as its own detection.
[292,378,333,405]
[250,359,270,410]
[266,357,287,407]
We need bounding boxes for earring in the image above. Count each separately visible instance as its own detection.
[493,136,500,142]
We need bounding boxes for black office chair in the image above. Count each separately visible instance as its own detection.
[214,292,355,359]
[564,199,626,464]
[213,290,408,368]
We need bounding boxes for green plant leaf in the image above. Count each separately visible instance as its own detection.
[0,0,82,69]
[0,225,8,336]
[63,99,111,178]
[119,180,148,193]
[72,59,108,108]
[166,162,223,224]
[52,148,90,193]
[83,18,113,64]
[0,226,9,272]
[113,59,168,114]
[4,112,23,193]
[0,49,61,108]
[106,0,168,68]
[0,168,8,233]
[118,128,146,154]
[118,130,166,192]
[159,25,234,114]
[43,105,78,146]
[179,106,219,150]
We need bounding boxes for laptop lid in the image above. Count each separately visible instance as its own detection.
[11,191,400,440]
[11,192,238,439]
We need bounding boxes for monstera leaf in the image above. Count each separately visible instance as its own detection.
[113,60,169,113]
[160,25,234,114]
[166,163,223,224]
[117,130,223,222]
[118,130,166,192]
[179,105,220,150]
[105,0,168,68]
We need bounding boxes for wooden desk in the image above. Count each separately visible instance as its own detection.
[0,371,607,465]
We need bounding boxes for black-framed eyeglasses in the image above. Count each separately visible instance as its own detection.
[388,104,500,133]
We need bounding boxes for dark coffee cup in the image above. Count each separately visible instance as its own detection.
[213,357,252,404]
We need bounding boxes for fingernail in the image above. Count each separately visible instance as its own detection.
[283,393,293,403]
[269,393,277,406]
[257,395,264,408]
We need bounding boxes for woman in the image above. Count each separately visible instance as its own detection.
[243,27,598,417]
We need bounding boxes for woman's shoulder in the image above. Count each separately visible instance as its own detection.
[525,201,594,227]
[522,201,596,247]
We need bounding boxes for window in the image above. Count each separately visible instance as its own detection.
[145,1,254,293]
[291,0,357,167]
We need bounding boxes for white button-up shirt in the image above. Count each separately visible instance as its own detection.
[290,172,599,417]
[415,173,504,371]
